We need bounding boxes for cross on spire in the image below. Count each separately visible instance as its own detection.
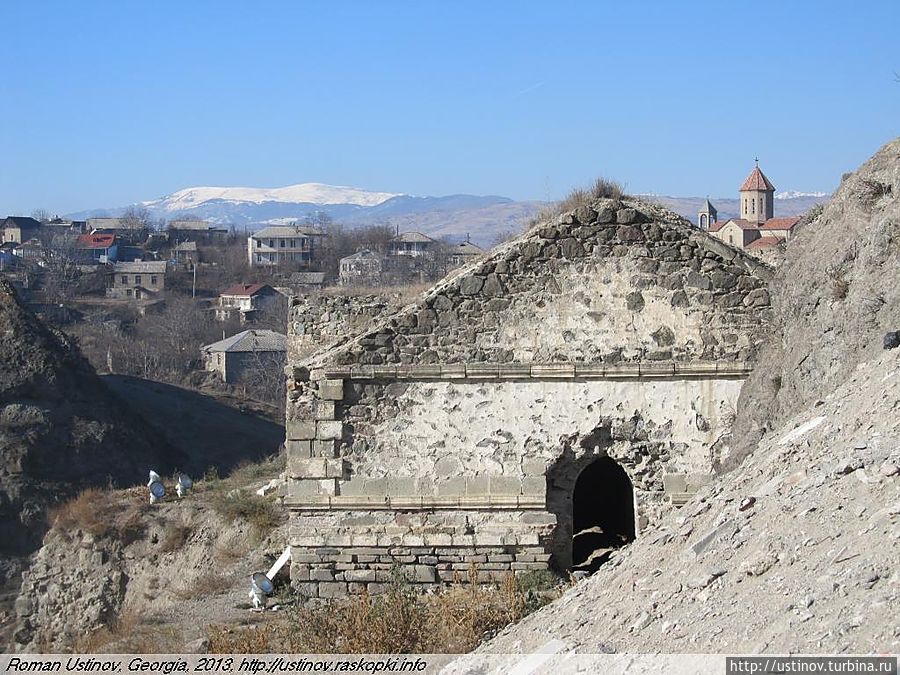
[754,156,759,167]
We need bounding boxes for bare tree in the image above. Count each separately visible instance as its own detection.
[31,208,51,223]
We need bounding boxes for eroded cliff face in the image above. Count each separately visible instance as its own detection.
[732,138,900,464]
[0,278,181,558]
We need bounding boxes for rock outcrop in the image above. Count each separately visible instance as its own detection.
[0,277,182,558]
[732,137,900,463]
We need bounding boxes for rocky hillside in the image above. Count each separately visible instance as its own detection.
[732,138,900,463]
[0,277,183,558]
[454,139,900,661]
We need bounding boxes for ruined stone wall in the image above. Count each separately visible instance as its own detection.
[285,198,774,597]
[287,292,397,363]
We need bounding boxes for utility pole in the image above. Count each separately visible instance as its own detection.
[192,263,197,298]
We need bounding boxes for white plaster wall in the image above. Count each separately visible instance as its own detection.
[345,377,743,491]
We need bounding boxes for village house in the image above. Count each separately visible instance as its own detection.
[172,241,198,265]
[388,231,435,257]
[289,271,327,291]
[86,217,149,244]
[107,261,168,300]
[339,249,383,286]
[215,282,285,322]
[448,239,484,266]
[201,329,287,384]
[168,219,228,242]
[247,225,323,267]
[1,217,42,245]
[76,233,118,264]
[702,164,800,258]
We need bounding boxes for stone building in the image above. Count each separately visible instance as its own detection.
[284,196,774,597]
[202,329,287,384]
[704,165,800,257]
[339,249,383,286]
[107,261,168,300]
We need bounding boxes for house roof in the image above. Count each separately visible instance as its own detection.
[252,226,323,239]
[113,261,168,273]
[340,249,381,262]
[453,241,484,255]
[202,329,287,354]
[745,236,784,250]
[220,282,271,297]
[169,220,212,231]
[707,218,757,233]
[87,217,146,230]
[391,231,434,244]
[740,166,776,192]
[290,272,327,285]
[2,216,42,230]
[174,241,197,251]
[78,233,116,249]
[760,217,800,231]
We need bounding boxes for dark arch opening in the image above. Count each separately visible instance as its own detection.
[571,457,635,572]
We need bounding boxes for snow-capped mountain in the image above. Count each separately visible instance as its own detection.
[774,190,829,200]
[68,182,830,248]
[144,183,403,211]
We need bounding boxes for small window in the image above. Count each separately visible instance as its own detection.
[135,275,142,285]
[290,239,295,247]
[121,275,128,283]
[150,275,157,285]
[255,239,260,248]
[269,240,274,247]
[126,289,133,297]
[280,239,285,248]
[751,200,755,214]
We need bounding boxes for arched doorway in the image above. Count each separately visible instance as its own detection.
[570,457,635,572]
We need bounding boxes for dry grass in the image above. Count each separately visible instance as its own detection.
[48,488,146,543]
[529,176,626,228]
[75,610,182,654]
[172,571,233,601]
[211,490,281,538]
[208,567,558,654]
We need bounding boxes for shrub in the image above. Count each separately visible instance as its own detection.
[49,489,146,543]
[529,176,626,229]
[207,567,558,654]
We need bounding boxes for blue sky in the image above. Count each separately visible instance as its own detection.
[1,0,897,214]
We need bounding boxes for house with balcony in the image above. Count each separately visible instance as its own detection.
[76,233,118,264]
[247,225,323,267]
[215,282,285,322]
[388,231,435,257]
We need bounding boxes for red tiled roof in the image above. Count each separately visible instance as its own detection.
[708,218,756,233]
[740,167,776,192]
[746,236,784,250]
[220,282,270,297]
[760,217,800,231]
[77,233,116,249]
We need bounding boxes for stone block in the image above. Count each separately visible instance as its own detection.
[662,473,687,494]
[285,439,313,457]
[313,439,339,457]
[317,420,343,440]
[314,400,336,420]
[437,477,466,496]
[287,420,317,440]
[465,363,499,378]
[344,569,376,583]
[490,476,522,496]
[498,363,531,378]
[387,478,415,495]
[292,582,319,598]
[319,379,344,401]
[465,475,489,496]
[530,363,575,378]
[318,582,348,598]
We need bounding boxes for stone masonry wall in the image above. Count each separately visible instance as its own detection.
[285,197,774,596]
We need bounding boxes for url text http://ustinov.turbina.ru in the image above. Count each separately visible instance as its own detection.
[726,656,898,675]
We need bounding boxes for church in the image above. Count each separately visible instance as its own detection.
[699,163,799,258]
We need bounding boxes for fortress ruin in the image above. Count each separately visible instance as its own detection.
[283,197,773,597]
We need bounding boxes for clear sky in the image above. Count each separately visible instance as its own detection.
[1,0,898,215]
